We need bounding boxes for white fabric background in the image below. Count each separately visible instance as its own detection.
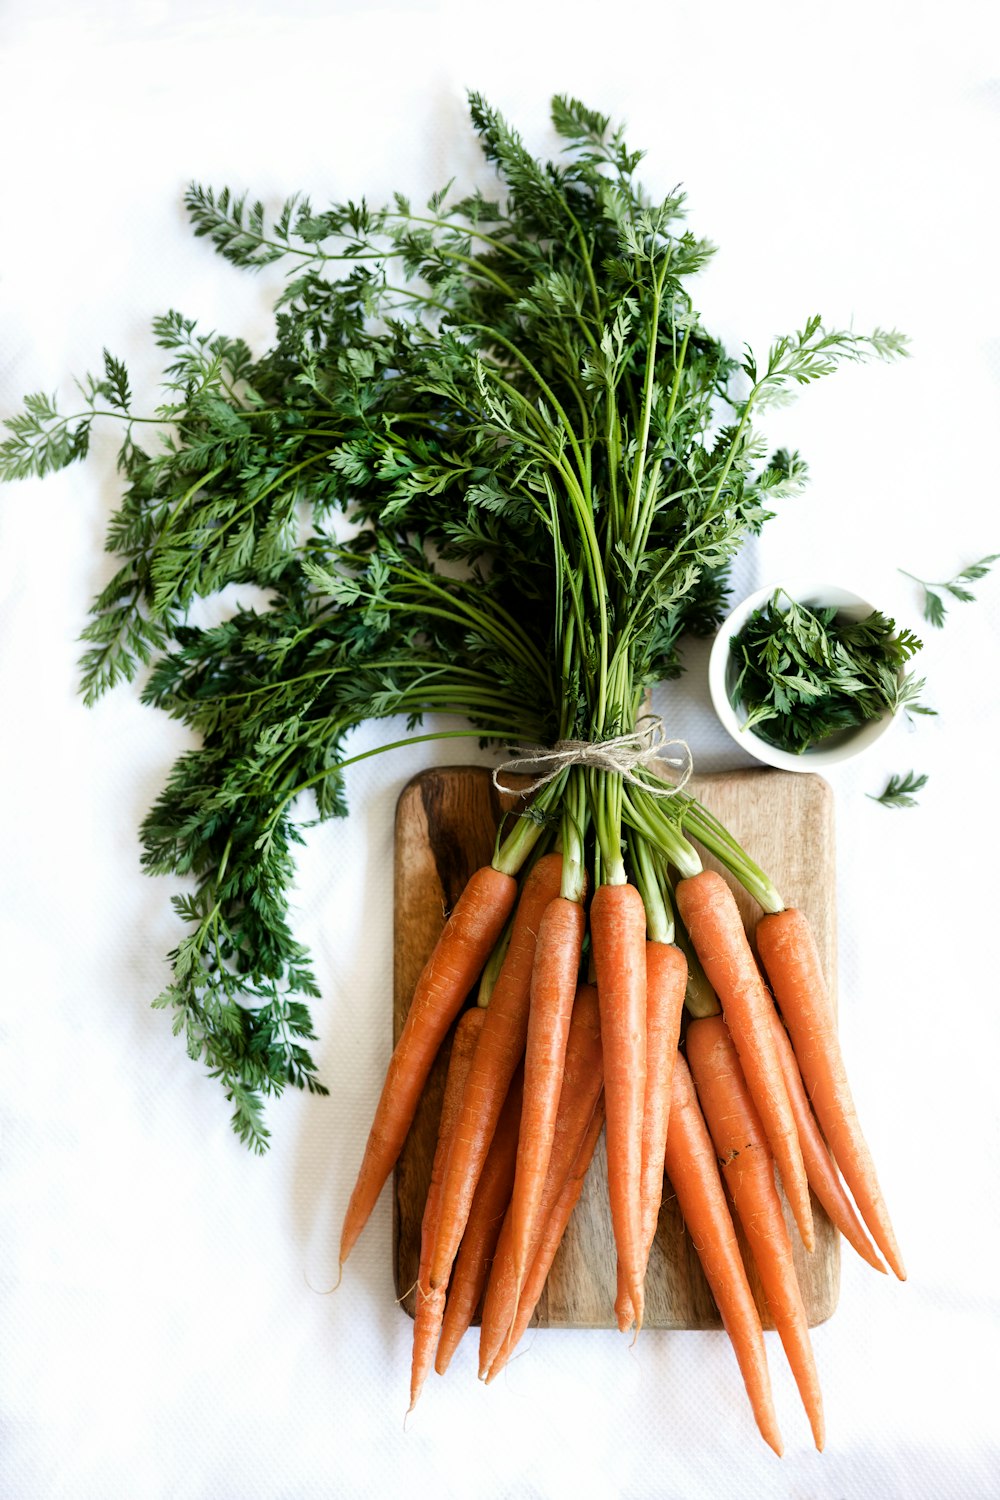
[2,2,999,1495]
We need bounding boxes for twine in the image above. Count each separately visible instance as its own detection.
[492,714,693,798]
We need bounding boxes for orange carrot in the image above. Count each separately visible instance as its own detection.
[615,938,687,1331]
[479,983,603,1378]
[664,1052,783,1457]
[429,852,563,1293]
[757,907,905,1280]
[339,863,516,1269]
[486,1094,606,1382]
[687,1013,825,1451]
[408,1006,484,1412]
[590,880,648,1330]
[509,894,587,1290]
[435,1068,524,1376]
[768,1007,887,1275]
[675,871,814,1254]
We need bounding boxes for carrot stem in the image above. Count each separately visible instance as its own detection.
[622,788,703,880]
[631,832,673,945]
[494,772,568,877]
[673,791,784,914]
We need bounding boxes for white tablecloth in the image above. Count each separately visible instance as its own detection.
[2,3,999,1495]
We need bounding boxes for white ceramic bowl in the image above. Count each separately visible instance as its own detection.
[708,581,900,771]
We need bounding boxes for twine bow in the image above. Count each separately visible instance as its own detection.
[492,714,693,798]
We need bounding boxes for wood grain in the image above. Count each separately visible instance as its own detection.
[392,765,839,1330]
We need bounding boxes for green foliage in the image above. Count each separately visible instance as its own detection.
[868,770,928,809]
[0,93,906,1146]
[728,591,925,754]
[900,555,999,628]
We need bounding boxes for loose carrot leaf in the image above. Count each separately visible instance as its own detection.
[900,554,999,627]
[867,770,929,809]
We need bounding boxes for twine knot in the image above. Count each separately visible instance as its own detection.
[492,714,692,798]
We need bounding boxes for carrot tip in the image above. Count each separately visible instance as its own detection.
[756,1413,784,1458]
[790,1198,815,1254]
[630,1282,645,1338]
[808,1409,826,1452]
[406,1382,424,1418]
[880,1243,907,1281]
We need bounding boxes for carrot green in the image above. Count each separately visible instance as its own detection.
[728,590,928,754]
[0,94,905,1148]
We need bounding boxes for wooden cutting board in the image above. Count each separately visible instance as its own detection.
[392,765,839,1329]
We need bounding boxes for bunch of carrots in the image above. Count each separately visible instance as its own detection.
[0,93,907,1451]
[338,769,905,1453]
[316,98,908,1454]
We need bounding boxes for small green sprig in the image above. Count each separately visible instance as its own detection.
[868,770,928,809]
[900,554,999,628]
[728,590,924,754]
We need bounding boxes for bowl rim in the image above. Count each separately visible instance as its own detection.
[708,580,899,771]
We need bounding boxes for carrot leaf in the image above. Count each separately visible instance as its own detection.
[0,94,906,1146]
[867,770,929,809]
[900,555,999,627]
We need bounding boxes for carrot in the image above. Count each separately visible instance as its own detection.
[338,863,516,1268]
[429,852,563,1293]
[675,871,814,1254]
[509,894,587,1290]
[664,1052,784,1457]
[768,1007,887,1274]
[590,880,648,1330]
[756,907,905,1281]
[486,1093,606,1383]
[408,1006,484,1412]
[687,1013,825,1451]
[478,982,603,1378]
[435,1068,524,1376]
[615,939,688,1331]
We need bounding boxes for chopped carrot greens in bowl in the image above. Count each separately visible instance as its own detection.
[727,588,928,754]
